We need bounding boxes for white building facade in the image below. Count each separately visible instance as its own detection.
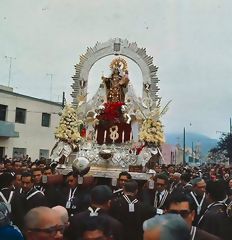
[0,85,62,160]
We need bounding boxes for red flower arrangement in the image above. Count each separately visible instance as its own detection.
[97,102,125,124]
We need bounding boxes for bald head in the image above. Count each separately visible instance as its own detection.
[25,207,62,229]
[52,206,69,225]
[24,207,63,240]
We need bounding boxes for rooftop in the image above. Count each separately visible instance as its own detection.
[0,85,62,107]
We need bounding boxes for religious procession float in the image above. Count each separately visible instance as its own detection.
[51,38,171,181]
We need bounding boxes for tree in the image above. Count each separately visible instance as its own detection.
[208,133,232,165]
[217,133,232,164]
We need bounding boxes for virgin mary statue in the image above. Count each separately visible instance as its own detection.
[102,58,129,103]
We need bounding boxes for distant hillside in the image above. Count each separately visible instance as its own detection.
[165,132,218,157]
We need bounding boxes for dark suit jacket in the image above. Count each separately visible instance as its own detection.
[61,186,91,216]
[110,194,156,240]
[198,203,232,240]
[188,192,209,226]
[11,188,47,230]
[66,208,123,240]
[142,188,169,210]
[43,184,64,207]
[191,227,222,240]
[24,188,47,211]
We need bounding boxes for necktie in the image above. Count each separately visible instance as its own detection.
[157,192,161,206]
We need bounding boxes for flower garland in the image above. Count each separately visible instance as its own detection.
[55,105,82,144]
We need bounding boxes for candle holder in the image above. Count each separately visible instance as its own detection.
[99,149,113,160]
[99,144,113,160]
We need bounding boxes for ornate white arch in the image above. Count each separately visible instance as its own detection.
[71,38,160,107]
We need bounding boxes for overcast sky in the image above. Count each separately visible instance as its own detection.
[1,0,232,140]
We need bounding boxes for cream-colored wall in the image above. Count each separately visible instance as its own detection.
[0,91,62,160]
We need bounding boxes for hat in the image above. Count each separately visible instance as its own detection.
[0,203,11,227]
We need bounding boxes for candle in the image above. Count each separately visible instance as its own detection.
[104,130,107,143]
[122,131,125,143]
[95,129,98,141]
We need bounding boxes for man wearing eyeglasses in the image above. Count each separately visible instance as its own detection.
[142,173,169,214]
[24,206,65,240]
[165,191,221,240]
[154,174,169,209]
[112,171,132,199]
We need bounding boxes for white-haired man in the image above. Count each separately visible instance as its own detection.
[24,206,65,240]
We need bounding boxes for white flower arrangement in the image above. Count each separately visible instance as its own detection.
[139,100,171,147]
[139,118,165,146]
[55,104,82,143]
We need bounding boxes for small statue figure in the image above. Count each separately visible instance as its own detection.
[102,58,129,103]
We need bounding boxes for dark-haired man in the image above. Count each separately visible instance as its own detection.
[112,171,132,199]
[143,173,169,214]
[62,171,90,216]
[32,168,44,191]
[21,171,46,208]
[166,191,221,240]
[198,180,232,240]
[148,174,169,211]
[0,171,16,212]
[66,185,123,240]
[189,177,208,225]
[111,179,156,240]
[43,166,53,177]
[0,162,5,173]
[79,216,113,240]
[14,172,22,190]
[12,160,22,173]
[11,171,47,229]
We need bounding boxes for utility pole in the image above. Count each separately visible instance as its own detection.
[230,117,232,135]
[183,127,186,165]
[62,91,66,108]
[5,56,16,87]
[192,141,194,163]
[46,73,53,101]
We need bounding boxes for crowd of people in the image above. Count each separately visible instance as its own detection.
[0,155,232,240]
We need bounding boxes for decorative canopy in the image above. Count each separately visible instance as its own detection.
[71,38,160,109]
